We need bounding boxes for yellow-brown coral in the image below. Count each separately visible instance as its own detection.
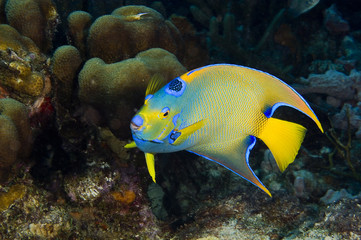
[0,98,32,182]
[67,11,92,58]
[51,45,82,106]
[86,5,184,63]
[0,184,26,211]
[0,24,41,56]
[5,0,59,53]
[1,59,44,97]
[0,24,46,98]
[78,48,186,138]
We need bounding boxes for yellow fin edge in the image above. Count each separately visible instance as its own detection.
[145,153,156,183]
[124,141,137,148]
[145,73,167,97]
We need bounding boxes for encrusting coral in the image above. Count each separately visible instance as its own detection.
[0,24,41,56]
[5,0,59,53]
[86,5,184,63]
[78,48,186,138]
[0,184,26,211]
[0,98,32,182]
[67,11,92,58]
[0,24,48,99]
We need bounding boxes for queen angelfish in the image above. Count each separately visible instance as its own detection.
[125,64,323,196]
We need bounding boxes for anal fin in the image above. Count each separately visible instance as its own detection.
[188,136,272,197]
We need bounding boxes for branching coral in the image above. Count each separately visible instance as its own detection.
[326,106,361,181]
[78,48,186,139]
[5,0,59,53]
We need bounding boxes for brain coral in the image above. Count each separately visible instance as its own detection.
[78,48,187,138]
[67,11,92,58]
[5,0,59,53]
[86,5,184,63]
[0,98,32,182]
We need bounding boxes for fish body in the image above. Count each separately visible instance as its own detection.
[127,64,323,196]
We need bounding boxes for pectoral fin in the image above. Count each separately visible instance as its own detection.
[188,135,272,197]
[145,153,156,183]
[124,141,137,148]
[171,119,207,146]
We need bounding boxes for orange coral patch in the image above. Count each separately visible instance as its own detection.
[111,190,136,205]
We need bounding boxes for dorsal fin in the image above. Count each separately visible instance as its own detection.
[145,73,167,96]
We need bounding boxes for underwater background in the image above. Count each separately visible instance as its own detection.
[0,0,361,239]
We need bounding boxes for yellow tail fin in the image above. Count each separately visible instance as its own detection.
[258,118,306,172]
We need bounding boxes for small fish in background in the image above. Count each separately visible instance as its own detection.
[125,64,323,197]
[288,0,320,18]
[123,12,149,22]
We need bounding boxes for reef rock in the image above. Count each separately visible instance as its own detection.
[78,48,187,139]
[297,70,358,101]
[324,4,350,35]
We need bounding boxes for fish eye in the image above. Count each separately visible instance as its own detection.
[159,107,170,119]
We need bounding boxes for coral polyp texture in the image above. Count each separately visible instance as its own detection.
[5,0,59,53]
[0,24,41,56]
[67,11,92,58]
[78,48,186,138]
[0,98,32,182]
[51,45,82,107]
[86,5,184,63]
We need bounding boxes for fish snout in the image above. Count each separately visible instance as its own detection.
[130,115,143,131]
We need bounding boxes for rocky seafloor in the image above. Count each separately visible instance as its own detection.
[1,0,361,239]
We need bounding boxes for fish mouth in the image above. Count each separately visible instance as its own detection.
[132,124,176,144]
[132,132,164,144]
[130,121,140,131]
